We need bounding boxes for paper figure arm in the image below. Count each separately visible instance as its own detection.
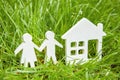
[14,43,24,56]
[39,40,47,51]
[32,42,41,52]
[54,40,63,48]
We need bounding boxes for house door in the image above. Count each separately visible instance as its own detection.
[88,39,98,58]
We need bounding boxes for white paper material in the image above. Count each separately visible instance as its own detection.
[14,33,40,68]
[39,31,63,64]
[62,18,106,65]
[14,17,106,66]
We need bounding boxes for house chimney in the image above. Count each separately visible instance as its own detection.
[97,23,103,60]
[97,23,103,31]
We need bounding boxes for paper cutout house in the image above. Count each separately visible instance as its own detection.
[62,18,106,65]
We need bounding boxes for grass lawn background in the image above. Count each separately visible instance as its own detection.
[0,0,120,80]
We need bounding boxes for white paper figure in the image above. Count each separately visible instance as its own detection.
[62,18,106,65]
[14,33,40,68]
[39,31,63,64]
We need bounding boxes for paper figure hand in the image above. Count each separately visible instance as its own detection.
[39,47,43,52]
[14,50,17,56]
[60,44,63,48]
[55,40,63,48]
[39,40,47,52]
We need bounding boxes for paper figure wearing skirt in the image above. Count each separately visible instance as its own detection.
[14,33,40,68]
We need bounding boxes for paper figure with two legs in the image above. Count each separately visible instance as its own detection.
[39,31,63,64]
[14,33,40,68]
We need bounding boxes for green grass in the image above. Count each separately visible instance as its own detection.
[0,0,120,80]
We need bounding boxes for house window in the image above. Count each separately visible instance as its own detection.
[71,50,76,55]
[71,42,76,47]
[79,41,84,46]
[78,49,84,54]
[70,41,85,55]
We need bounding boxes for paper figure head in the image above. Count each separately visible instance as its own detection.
[22,33,32,42]
[45,31,55,39]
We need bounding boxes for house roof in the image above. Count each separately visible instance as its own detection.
[62,18,106,41]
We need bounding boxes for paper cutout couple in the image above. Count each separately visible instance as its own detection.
[14,31,63,68]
